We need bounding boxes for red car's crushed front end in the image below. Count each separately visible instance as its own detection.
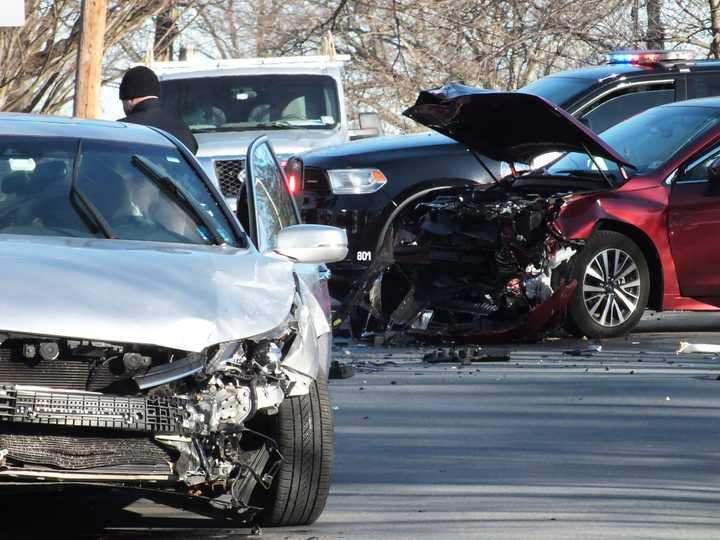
[344,85,720,340]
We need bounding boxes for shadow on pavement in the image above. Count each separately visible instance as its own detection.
[638,311,720,333]
[0,486,255,539]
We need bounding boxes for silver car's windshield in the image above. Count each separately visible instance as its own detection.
[0,137,239,245]
[160,74,341,133]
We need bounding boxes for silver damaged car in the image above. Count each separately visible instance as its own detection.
[0,115,347,526]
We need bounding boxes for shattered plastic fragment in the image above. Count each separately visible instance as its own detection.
[549,247,577,269]
[564,344,602,356]
[426,347,509,363]
[411,309,434,330]
[525,273,553,303]
[329,360,354,379]
[677,341,720,354]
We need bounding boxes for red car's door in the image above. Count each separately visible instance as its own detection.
[668,146,720,297]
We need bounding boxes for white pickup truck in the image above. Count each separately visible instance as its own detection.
[151,55,381,206]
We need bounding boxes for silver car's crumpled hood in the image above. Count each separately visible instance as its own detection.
[0,235,296,352]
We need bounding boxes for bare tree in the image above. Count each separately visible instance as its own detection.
[0,0,179,113]
[192,0,325,58]
[259,0,645,130]
[185,1,648,129]
[646,0,665,49]
[662,1,720,58]
[154,4,179,61]
[7,0,719,125]
[710,0,720,57]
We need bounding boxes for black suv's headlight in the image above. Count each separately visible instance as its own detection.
[327,168,387,194]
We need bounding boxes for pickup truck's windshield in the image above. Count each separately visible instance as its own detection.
[161,74,341,133]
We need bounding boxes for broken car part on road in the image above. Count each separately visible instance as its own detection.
[676,341,720,354]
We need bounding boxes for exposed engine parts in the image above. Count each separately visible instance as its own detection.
[348,185,582,341]
[0,317,306,515]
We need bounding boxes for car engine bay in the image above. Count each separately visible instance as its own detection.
[349,182,587,341]
[0,312,307,517]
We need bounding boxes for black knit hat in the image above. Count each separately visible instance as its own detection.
[119,66,161,100]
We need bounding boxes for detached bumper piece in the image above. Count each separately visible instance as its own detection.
[0,385,186,433]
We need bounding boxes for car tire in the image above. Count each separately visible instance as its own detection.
[257,379,334,527]
[566,230,649,338]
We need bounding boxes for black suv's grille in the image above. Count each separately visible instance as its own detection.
[214,159,245,197]
[303,167,330,195]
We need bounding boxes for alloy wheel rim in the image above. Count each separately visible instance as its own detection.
[582,248,641,327]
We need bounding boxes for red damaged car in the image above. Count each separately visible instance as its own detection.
[358,84,720,339]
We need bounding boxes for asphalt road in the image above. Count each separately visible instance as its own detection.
[4,312,720,539]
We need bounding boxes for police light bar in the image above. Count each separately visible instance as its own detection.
[606,49,696,66]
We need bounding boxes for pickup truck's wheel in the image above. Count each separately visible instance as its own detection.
[257,379,333,526]
[566,231,649,338]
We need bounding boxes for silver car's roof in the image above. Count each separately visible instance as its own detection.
[0,113,175,147]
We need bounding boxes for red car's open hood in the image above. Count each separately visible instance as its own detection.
[403,83,634,168]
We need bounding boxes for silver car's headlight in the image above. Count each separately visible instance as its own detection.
[327,168,387,194]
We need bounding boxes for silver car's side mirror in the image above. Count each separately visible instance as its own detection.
[271,224,348,264]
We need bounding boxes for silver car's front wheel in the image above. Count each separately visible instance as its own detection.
[567,231,649,338]
[583,248,641,327]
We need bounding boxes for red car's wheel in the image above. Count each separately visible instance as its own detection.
[566,231,649,338]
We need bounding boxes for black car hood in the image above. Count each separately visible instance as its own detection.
[403,83,634,168]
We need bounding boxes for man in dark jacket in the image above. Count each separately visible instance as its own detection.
[118,66,198,154]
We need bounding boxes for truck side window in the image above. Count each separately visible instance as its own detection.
[688,75,720,99]
[580,84,674,133]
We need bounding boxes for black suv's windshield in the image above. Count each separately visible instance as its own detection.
[161,74,340,133]
[0,137,239,245]
[543,105,720,179]
[519,76,596,107]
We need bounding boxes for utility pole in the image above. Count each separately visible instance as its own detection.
[73,0,107,118]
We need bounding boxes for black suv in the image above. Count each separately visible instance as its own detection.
[296,50,720,303]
